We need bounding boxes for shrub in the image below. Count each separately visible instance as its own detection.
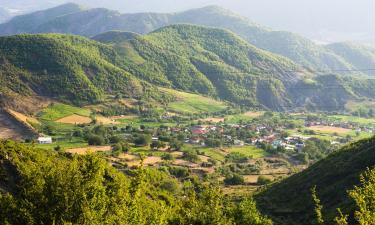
[224,173,245,185]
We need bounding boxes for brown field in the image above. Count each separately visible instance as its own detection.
[309,125,351,134]
[124,156,163,167]
[66,146,111,155]
[96,116,119,125]
[199,117,225,123]
[56,115,92,124]
[243,111,264,117]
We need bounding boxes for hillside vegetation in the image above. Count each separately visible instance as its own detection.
[2,3,375,75]
[2,26,375,112]
[327,42,375,76]
[0,140,272,225]
[0,34,155,109]
[256,136,375,224]
[98,25,375,111]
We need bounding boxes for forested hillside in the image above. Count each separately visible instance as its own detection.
[0,34,151,110]
[95,26,375,111]
[2,3,374,75]
[327,42,375,76]
[2,26,375,112]
[256,136,375,224]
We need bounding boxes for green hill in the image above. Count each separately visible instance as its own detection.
[110,24,303,109]
[0,3,84,35]
[0,34,148,108]
[99,24,375,111]
[2,25,375,112]
[256,136,375,224]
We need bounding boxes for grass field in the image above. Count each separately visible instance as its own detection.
[160,88,227,114]
[39,103,91,121]
[328,115,375,125]
[35,137,88,150]
[224,146,268,159]
[198,148,226,161]
[224,111,264,123]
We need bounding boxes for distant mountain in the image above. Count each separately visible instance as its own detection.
[0,3,365,74]
[0,7,11,23]
[0,3,84,35]
[326,42,375,76]
[256,137,375,224]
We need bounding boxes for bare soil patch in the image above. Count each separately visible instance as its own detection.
[56,115,92,124]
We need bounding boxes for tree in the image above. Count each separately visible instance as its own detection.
[348,168,375,225]
[234,198,273,225]
[183,150,199,163]
[311,186,324,225]
[134,134,151,146]
[88,134,104,145]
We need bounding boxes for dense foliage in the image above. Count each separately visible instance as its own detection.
[0,140,272,225]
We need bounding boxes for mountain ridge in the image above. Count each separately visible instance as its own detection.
[1,3,371,75]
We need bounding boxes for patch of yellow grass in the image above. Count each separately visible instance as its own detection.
[243,111,264,117]
[66,146,112,155]
[96,116,119,125]
[308,125,351,134]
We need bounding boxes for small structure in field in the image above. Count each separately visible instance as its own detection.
[37,137,53,144]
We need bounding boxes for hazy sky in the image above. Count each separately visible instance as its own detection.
[1,0,374,43]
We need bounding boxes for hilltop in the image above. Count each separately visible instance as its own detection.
[256,136,375,224]
[1,3,373,75]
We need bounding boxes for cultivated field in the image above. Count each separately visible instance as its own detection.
[160,88,227,114]
[66,146,112,155]
[308,125,352,134]
[39,103,91,121]
[56,115,92,124]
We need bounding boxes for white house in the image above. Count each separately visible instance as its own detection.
[37,137,53,144]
